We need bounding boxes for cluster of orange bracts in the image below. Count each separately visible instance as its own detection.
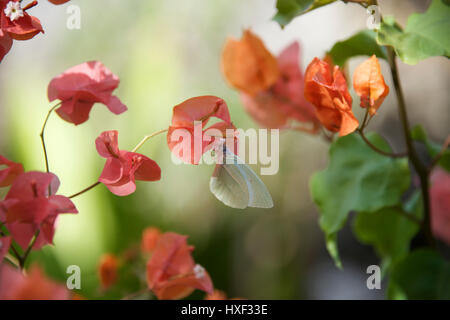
[221,30,390,137]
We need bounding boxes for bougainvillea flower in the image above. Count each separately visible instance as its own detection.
[0,264,69,300]
[98,254,119,290]
[48,61,127,125]
[146,232,213,300]
[0,236,11,262]
[221,30,279,96]
[241,42,319,130]
[205,289,227,300]
[48,0,70,4]
[96,130,161,196]
[0,171,77,250]
[353,55,390,116]
[0,155,23,187]
[430,168,450,245]
[141,227,161,254]
[0,0,43,40]
[304,57,359,136]
[0,29,12,62]
[167,96,237,165]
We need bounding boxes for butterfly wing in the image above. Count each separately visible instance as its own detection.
[209,164,250,209]
[223,150,274,209]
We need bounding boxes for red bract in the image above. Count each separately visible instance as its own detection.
[0,264,70,300]
[304,58,359,136]
[96,130,161,196]
[0,171,78,250]
[48,61,127,125]
[48,0,70,4]
[0,236,11,262]
[167,96,236,165]
[0,0,43,41]
[430,168,450,245]
[146,232,213,300]
[241,42,319,130]
[0,155,24,187]
[0,29,12,62]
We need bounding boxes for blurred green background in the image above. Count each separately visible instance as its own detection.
[0,0,448,299]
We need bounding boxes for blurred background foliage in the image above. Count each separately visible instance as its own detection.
[0,0,448,299]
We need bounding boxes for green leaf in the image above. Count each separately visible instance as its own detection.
[388,249,450,300]
[411,125,450,172]
[274,0,337,27]
[327,30,387,67]
[310,133,410,267]
[353,206,421,271]
[376,0,450,64]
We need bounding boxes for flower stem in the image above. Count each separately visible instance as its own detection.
[357,129,407,158]
[386,46,435,248]
[19,229,40,269]
[132,129,168,153]
[69,181,101,199]
[40,102,61,175]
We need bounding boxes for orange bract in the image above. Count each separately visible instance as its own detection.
[353,55,389,116]
[141,227,162,254]
[221,30,279,96]
[304,58,359,136]
[98,254,119,290]
[241,42,319,130]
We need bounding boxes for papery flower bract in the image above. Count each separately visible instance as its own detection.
[304,57,359,136]
[167,96,236,165]
[48,0,70,4]
[48,61,127,125]
[0,0,43,40]
[0,155,23,187]
[98,254,119,290]
[0,171,77,250]
[0,28,12,62]
[221,30,279,96]
[241,42,319,130]
[0,264,70,300]
[0,236,11,262]
[96,130,161,196]
[141,227,161,254]
[205,289,227,300]
[353,55,389,116]
[430,168,450,246]
[146,232,213,300]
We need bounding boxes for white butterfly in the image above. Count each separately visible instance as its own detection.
[209,144,273,209]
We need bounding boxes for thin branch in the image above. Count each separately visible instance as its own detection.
[395,209,422,225]
[69,181,101,199]
[132,129,168,153]
[40,102,62,174]
[429,135,450,171]
[4,253,20,269]
[386,46,435,248]
[19,229,40,269]
[357,129,407,158]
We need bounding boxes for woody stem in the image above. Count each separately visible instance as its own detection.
[386,46,435,248]
[132,129,168,152]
